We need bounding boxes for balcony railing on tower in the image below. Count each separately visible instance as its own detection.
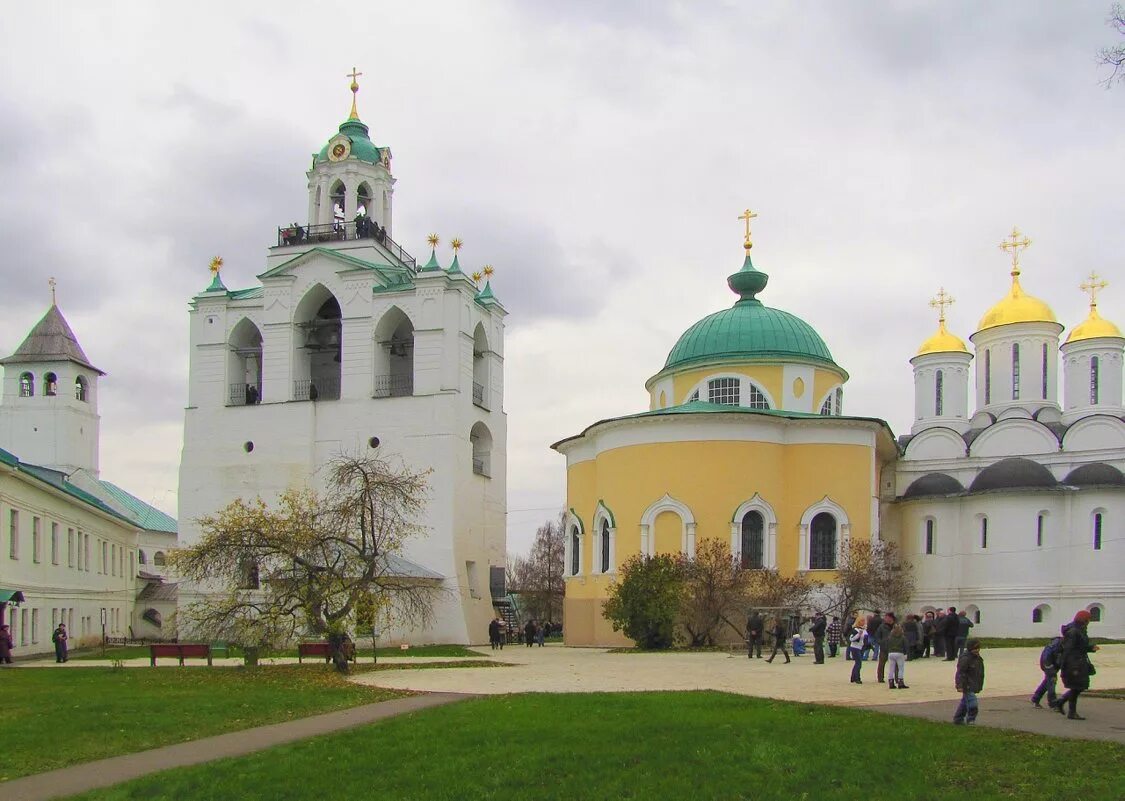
[373,374,413,398]
[472,381,488,409]
[293,377,340,401]
[229,383,262,406]
[276,221,417,271]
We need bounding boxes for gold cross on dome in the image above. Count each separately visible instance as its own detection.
[929,287,955,323]
[49,276,57,305]
[347,67,363,119]
[738,208,758,250]
[999,226,1032,276]
[1080,271,1108,308]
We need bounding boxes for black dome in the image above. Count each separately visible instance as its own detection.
[970,458,1058,492]
[903,473,965,499]
[1064,463,1125,487]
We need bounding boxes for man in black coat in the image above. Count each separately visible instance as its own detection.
[746,611,764,659]
[1052,610,1099,720]
[809,612,827,664]
[943,606,959,661]
[955,610,975,658]
[874,612,895,683]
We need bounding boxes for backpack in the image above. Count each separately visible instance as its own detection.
[1040,636,1063,671]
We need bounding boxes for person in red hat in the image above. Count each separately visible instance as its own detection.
[1051,609,1099,720]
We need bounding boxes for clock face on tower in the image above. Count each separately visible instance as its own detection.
[328,137,351,162]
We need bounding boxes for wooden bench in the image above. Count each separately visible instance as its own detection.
[149,643,212,666]
[297,641,356,664]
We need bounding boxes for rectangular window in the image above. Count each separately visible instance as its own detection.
[130,551,135,578]
[84,533,90,572]
[1094,513,1102,550]
[101,541,107,574]
[111,544,117,576]
[934,371,944,417]
[31,608,39,643]
[981,517,988,549]
[1042,343,1049,400]
[21,609,28,646]
[120,547,125,577]
[1090,356,1099,406]
[1011,343,1021,400]
[925,519,935,555]
[9,509,18,559]
[984,349,991,404]
[1036,514,1044,548]
[51,522,59,564]
[68,528,75,568]
[32,516,41,563]
[707,377,740,406]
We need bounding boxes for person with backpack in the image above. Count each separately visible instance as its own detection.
[1031,634,1062,708]
[953,638,985,725]
[1051,610,1099,720]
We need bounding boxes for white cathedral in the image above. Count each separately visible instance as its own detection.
[177,77,507,644]
[896,230,1122,637]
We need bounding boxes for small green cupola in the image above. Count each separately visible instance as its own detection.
[420,234,443,272]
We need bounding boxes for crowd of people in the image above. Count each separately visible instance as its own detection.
[487,617,557,650]
[746,606,1102,725]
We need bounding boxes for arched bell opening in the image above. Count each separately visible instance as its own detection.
[293,285,342,401]
[330,180,346,228]
[373,307,414,398]
[228,318,264,405]
[472,323,489,409]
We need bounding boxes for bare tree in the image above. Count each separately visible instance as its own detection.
[678,540,751,646]
[508,513,565,625]
[1099,3,1125,87]
[744,567,822,612]
[172,454,443,671]
[827,539,915,620]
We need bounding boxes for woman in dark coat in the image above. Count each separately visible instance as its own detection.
[1052,609,1098,720]
[0,623,13,664]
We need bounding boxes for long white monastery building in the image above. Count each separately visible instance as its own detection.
[177,81,507,645]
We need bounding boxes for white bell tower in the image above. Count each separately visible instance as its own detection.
[0,292,103,475]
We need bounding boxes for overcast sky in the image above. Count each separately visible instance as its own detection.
[1,2,1122,556]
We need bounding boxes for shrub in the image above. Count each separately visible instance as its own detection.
[603,553,684,649]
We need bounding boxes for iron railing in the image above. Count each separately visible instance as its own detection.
[373,374,413,398]
[472,381,488,409]
[276,221,417,270]
[229,383,262,406]
[293,377,340,401]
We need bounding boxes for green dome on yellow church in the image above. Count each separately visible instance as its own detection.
[663,251,839,371]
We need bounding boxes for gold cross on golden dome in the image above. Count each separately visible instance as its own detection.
[209,256,223,275]
[1080,271,1108,308]
[738,208,758,250]
[347,67,363,120]
[929,287,955,322]
[48,276,57,305]
[999,226,1032,276]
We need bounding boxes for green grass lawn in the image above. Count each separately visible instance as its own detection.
[0,665,404,782]
[73,692,1125,801]
[69,643,486,661]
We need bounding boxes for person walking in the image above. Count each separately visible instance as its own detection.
[826,615,842,658]
[487,617,501,650]
[955,610,974,658]
[524,619,537,647]
[942,606,959,661]
[746,610,764,659]
[848,618,868,684]
[765,617,790,664]
[875,612,895,684]
[953,639,985,725]
[921,610,936,658]
[810,611,827,664]
[885,623,910,690]
[1052,610,1099,720]
[52,622,68,663]
[0,623,12,665]
[1031,633,1062,709]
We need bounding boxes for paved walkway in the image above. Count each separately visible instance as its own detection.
[2,692,469,801]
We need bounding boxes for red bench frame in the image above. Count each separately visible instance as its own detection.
[297,641,356,664]
[149,643,212,666]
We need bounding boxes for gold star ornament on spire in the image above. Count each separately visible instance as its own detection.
[451,237,463,252]
[1080,271,1108,309]
[929,287,955,323]
[427,233,440,248]
[347,66,363,120]
[738,208,758,251]
[482,264,494,278]
[209,256,224,275]
[999,226,1032,277]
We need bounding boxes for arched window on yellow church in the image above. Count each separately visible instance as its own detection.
[740,511,764,569]
[600,519,610,573]
[570,526,581,576]
[809,513,837,570]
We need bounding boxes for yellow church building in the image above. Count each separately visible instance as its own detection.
[553,215,898,646]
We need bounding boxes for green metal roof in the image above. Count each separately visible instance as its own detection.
[662,251,839,373]
[315,118,383,166]
[0,450,134,525]
[258,247,412,286]
[97,481,178,534]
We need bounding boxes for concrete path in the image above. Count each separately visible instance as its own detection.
[862,694,1125,743]
[2,692,470,801]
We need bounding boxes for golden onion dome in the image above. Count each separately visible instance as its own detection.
[917,320,969,356]
[1065,306,1123,343]
[977,275,1056,331]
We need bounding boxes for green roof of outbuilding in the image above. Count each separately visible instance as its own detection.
[97,481,178,534]
[661,251,840,374]
[315,118,383,166]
